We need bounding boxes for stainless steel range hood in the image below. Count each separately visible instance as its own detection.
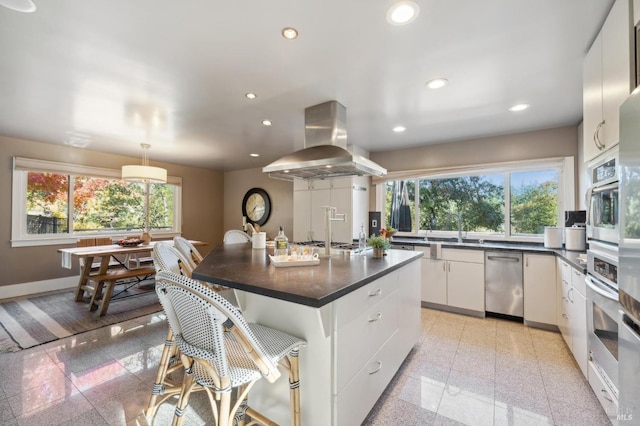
[263,101,387,180]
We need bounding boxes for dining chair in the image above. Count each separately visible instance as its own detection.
[173,236,203,269]
[155,270,305,426]
[223,229,251,245]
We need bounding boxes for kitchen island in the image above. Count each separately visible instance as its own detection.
[192,244,423,426]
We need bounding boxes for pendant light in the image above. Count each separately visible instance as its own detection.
[121,143,167,183]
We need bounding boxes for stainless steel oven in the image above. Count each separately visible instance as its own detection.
[586,241,620,399]
[587,146,619,245]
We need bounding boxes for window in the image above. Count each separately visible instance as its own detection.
[12,158,182,247]
[381,159,568,240]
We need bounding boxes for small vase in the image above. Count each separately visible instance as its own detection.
[373,247,384,258]
[141,232,152,245]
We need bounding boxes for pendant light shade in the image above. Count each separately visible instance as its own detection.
[122,143,167,183]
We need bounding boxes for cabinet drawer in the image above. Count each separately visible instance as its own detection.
[571,268,586,297]
[442,248,484,263]
[588,361,618,424]
[335,271,398,327]
[336,291,399,393]
[336,330,404,426]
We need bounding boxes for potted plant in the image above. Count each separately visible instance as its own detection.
[367,235,391,258]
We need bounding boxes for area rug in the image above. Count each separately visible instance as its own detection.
[0,279,162,353]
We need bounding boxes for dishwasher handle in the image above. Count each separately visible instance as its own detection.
[487,255,521,263]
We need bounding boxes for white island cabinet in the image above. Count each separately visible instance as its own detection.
[193,246,422,426]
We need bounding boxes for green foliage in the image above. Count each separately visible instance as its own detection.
[511,181,558,234]
[417,176,504,233]
[27,172,176,234]
[386,171,560,236]
[367,235,391,249]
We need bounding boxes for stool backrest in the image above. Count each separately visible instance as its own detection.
[155,271,280,383]
[223,230,251,245]
[173,236,203,269]
[152,242,194,277]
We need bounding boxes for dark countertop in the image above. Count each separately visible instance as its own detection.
[192,244,424,308]
[390,238,587,273]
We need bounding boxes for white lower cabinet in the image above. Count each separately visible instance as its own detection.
[523,253,557,325]
[334,260,421,425]
[418,247,484,314]
[420,257,447,305]
[558,258,588,377]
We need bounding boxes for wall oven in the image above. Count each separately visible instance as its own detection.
[587,146,619,245]
[586,241,620,400]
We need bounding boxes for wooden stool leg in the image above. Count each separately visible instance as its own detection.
[172,356,197,426]
[146,328,182,418]
[288,349,302,426]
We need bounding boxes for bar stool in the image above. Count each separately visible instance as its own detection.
[155,271,305,426]
[173,236,203,269]
[223,230,251,245]
[145,243,195,419]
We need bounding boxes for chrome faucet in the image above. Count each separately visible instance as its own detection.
[323,206,346,257]
[446,212,463,243]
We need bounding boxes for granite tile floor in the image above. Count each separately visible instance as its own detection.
[0,307,612,425]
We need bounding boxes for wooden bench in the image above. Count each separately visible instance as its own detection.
[88,267,156,316]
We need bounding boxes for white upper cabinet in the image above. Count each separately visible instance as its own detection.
[583,0,634,162]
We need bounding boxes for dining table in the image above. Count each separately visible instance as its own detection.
[58,239,206,315]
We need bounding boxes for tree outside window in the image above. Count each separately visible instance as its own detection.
[26,172,175,235]
[384,167,560,238]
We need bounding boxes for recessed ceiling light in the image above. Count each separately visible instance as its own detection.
[508,103,530,112]
[393,126,407,133]
[261,119,272,126]
[0,0,36,12]
[282,27,299,39]
[387,1,420,25]
[250,153,260,157]
[426,78,449,89]
[245,93,257,99]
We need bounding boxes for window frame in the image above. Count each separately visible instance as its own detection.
[11,157,182,247]
[375,157,575,242]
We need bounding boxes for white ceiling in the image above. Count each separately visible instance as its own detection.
[0,0,614,171]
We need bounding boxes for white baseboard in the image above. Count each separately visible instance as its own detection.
[1,276,78,300]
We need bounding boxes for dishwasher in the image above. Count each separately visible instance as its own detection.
[485,251,523,318]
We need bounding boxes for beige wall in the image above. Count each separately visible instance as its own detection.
[368,125,579,208]
[370,126,578,172]
[223,168,293,241]
[0,135,224,287]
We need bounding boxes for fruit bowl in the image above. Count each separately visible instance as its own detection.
[116,239,144,247]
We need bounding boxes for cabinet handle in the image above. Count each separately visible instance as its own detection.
[368,312,382,322]
[526,257,529,267]
[562,297,568,302]
[368,361,382,375]
[448,263,451,273]
[594,120,605,150]
[368,289,382,297]
[601,389,613,403]
[562,313,569,319]
[568,287,574,303]
[442,263,446,272]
